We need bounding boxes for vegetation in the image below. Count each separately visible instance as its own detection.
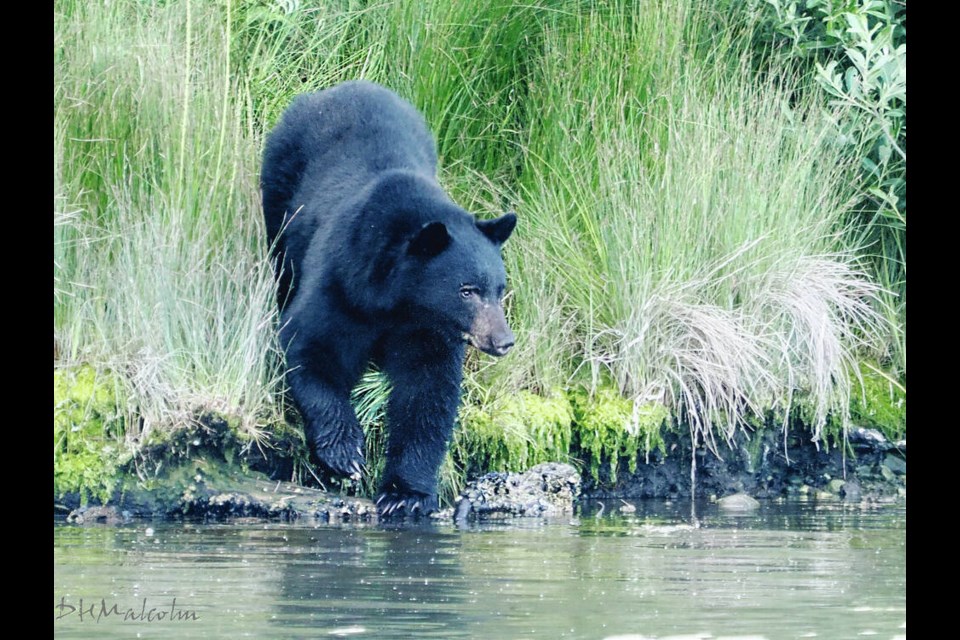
[849,361,906,442]
[54,366,126,503]
[741,0,906,375]
[54,0,904,504]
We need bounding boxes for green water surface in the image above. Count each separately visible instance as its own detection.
[53,500,905,639]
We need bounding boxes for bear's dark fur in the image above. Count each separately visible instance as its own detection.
[261,80,517,516]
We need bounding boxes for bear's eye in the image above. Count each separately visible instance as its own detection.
[460,286,478,300]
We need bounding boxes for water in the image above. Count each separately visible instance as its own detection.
[54,500,905,639]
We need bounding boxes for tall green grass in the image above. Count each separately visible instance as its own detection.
[496,0,886,447]
[55,0,897,497]
[54,0,284,434]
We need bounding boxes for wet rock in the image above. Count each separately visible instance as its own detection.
[454,462,581,520]
[849,427,892,451]
[182,477,375,522]
[716,493,760,511]
[65,463,377,522]
[883,454,906,475]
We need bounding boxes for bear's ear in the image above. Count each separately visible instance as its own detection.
[408,221,451,258]
[476,212,517,246]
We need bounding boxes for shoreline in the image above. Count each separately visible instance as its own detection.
[56,418,904,525]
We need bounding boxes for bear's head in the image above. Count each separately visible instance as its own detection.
[347,171,517,356]
[406,212,517,356]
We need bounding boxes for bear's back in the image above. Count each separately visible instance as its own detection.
[294,81,437,178]
[261,81,440,306]
[262,80,437,241]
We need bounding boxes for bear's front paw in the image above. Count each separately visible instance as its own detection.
[375,491,438,519]
[311,430,366,479]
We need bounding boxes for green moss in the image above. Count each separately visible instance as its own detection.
[122,453,239,515]
[571,388,669,484]
[455,386,669,487]
[456,389,574,475]
[54,365,126,504]
[850,362,906,442]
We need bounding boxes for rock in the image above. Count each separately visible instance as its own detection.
[70,461,378,522]
[578,421,906,505]
[883,454,906,475]
[827,479,846,494]
[454,462,581,520]
[879,465,896,482]
[849,427,891,450]
[717,493,760,511]
[67,505,127,525]
[840,479,861,502]
[856,464,875,479]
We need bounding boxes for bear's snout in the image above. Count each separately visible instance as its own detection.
[469,303,514,357]
[491,333,515,356]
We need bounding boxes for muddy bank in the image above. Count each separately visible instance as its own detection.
[62,462,584,526]
[580,425,906,503]
[56,413,904,524]
[55,413,376,523]
[63,475,377,524]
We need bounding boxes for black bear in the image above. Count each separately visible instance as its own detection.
[261,80,516,517]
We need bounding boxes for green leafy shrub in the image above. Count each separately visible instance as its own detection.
[746,0,906,374]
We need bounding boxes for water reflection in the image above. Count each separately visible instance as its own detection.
[54,501,905,640]
[274,524,469,634]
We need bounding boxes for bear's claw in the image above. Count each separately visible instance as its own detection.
[375,492,438,519]
[312,435,366,480]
